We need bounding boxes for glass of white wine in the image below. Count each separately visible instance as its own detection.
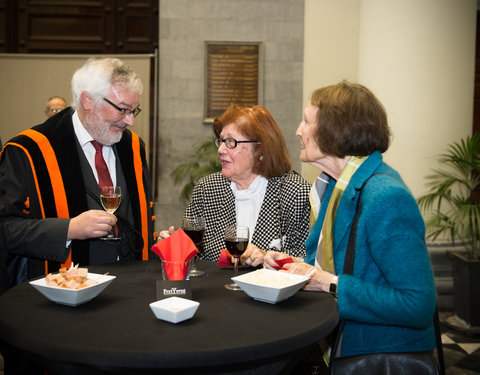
[99,186,122,240]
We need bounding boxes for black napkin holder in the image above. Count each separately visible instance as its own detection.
[156,280,192,300]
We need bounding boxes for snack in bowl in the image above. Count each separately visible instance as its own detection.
[45,264,99,289]
[231,268,311,304]
[30,265,116,306]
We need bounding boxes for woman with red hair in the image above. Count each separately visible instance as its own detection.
[160,105,311,262]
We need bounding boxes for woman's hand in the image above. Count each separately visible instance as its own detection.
[282,262,336,292]
[263,250,295,269]
[240,243,266,267]
[157,226,175,242]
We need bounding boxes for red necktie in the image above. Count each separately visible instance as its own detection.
[91,140,113,187]
[91,140,118,236]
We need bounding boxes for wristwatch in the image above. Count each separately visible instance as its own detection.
[329,276,338,297]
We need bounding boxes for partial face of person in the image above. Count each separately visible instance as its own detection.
[297,102,348,178]
[84,83,140,146]
[217,123,258,190]
[296,103,324,164]
[45,98,67,118]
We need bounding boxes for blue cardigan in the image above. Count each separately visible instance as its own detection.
[306,151,436,357]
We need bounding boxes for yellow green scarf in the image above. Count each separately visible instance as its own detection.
[320,156,366,272]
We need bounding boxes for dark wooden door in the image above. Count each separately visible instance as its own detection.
[0,0,158,54]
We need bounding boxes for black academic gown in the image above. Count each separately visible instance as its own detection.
[0,108,155,293]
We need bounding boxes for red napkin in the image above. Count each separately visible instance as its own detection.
[151,229,198,279]
[217,249,234,266]
[273,257,294,270]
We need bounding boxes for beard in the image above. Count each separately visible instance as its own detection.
[83,110,125,146]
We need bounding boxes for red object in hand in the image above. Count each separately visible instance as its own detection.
[273,257,294,270]
[217,251,294,270]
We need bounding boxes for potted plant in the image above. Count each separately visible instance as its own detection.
[171,138,221,202]
[417,133,480,327]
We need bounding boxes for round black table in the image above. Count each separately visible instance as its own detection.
[0,261,339,374]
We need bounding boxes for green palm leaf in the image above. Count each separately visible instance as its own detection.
[171,139,221,202]
[417,133,480,259]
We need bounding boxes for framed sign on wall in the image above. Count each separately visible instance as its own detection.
[204,41,263,123]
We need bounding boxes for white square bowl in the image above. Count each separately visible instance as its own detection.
[29,273,116,306]
[231,268,311,304]
[149,297,200,324]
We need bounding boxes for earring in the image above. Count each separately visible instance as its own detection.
[259,155,264,161]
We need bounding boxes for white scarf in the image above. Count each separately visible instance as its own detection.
[231,175,268,241]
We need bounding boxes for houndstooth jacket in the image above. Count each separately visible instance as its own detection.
[185,171,311,261]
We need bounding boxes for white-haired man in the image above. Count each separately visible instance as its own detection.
[0,58,155,294]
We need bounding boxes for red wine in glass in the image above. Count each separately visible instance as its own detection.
[182,216,206,277]
[184,229,205,254]
[224,225,249,291]
[224,237,248,257]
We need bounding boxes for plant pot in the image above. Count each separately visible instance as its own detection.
[447,250,480,327]
[427,242,456,311]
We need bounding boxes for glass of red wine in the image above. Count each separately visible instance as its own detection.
[182,216,206,277]
[224,224,249,291]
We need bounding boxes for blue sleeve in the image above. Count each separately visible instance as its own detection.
[337,181,436,329]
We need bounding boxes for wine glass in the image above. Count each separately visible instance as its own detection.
[99,186,121,240]
[182,216,206,277]
[224,224,249,291]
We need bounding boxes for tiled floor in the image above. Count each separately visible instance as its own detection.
[1,312,479,375]
[439,312,480,374]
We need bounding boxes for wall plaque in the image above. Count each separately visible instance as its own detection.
[204,41,263,123]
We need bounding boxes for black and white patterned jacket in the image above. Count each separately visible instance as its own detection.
[185,171,311,261]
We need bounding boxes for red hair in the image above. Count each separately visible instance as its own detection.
[213,105,292,178]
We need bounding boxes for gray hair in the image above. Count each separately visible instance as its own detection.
[71,57,143,109]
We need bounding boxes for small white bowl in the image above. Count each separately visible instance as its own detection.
[30,273,116,307]
[149,297,200,323]
[232,268,310,304]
